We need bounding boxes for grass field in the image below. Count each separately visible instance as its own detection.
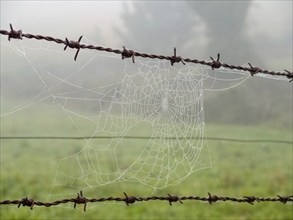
[0,101,292,219]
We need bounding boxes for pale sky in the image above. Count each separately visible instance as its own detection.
[1,1,291,41]
[0,1,124,45]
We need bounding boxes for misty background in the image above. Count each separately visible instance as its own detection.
[1,1,292,128]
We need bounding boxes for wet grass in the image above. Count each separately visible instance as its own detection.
[0,103,292,219]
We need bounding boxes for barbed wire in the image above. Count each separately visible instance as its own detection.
[1,24,292,81]
[0,135,292,145]
[1,24,292,212]
[1,191,292,211]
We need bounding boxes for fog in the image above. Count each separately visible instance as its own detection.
[1,1,292,127]
[1,2,292,217]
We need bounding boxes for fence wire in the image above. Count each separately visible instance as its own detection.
[1,24,292,212]
[0,24,292,81]
[0,136,292,145]
[1,191,292,211]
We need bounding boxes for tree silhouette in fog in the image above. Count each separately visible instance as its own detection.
[115,2,197,54]
[187,1,261,65]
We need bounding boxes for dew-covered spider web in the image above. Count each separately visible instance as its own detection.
[54,59,207,191]
[0,37,288,201]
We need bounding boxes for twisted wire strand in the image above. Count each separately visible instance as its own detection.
[0,24,292,81]
[1,191,292,211]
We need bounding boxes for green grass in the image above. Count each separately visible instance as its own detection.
[0,102,292,219]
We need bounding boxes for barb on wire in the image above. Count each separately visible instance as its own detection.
[74,191,88,212]
[0,24,292,81]
[210,53,221,70]
[123,192,137,206]
[168,194,183,206]
[121,46,135,63]
[248,63,261,76]
[64,36,83,61]
[18,197,34,210]
[170,47,185,66]
[7,24,22,41]
[1,191,292,212]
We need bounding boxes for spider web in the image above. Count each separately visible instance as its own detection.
[52,59,207,191]
[1,37,287,202]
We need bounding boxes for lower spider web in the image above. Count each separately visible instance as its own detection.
[51,60,209,194]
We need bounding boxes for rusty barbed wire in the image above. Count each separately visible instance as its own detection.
[1,24,292,81]
[1,25,292,213]
[0,191,292,211]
